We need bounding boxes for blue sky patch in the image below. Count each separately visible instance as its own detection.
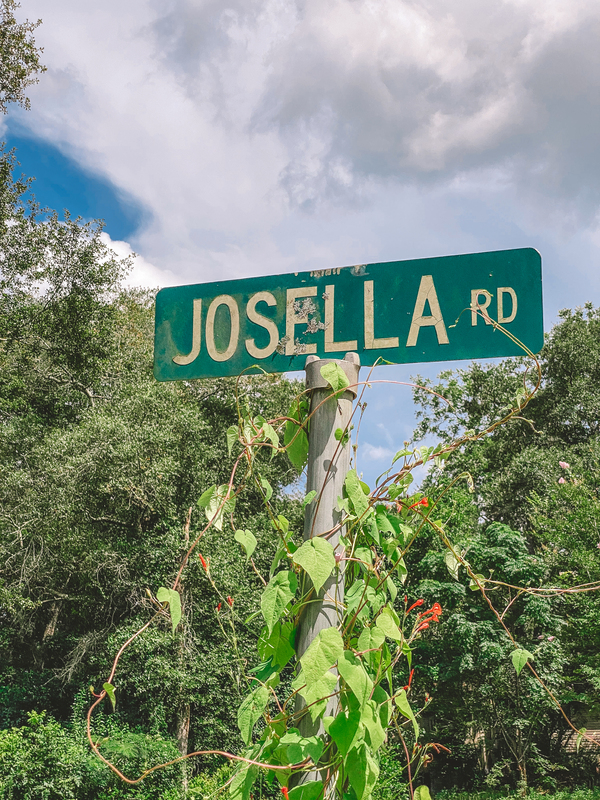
[4,131,147,242]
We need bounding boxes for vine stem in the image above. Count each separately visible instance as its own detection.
[395,723,414,800]
[87,694,310,786]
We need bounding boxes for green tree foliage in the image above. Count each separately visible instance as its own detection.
[0,148,301,765]
[409,306,600,791]
[0,708,184,800]
[0,0,45,113]
[0,150,132,424]
[413,305,600,529]
[409,522,568,790]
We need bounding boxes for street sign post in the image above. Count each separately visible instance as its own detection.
[153,248,543,787]
[154,248,543,381]
[293,354,360,786]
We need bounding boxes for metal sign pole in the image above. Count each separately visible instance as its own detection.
[294,352,360,781]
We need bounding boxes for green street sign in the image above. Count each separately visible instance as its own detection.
[154,248,543,381]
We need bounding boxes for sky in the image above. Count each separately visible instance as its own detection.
[3,0,600,485]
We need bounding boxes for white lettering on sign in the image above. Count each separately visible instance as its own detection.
[364,281,399,350]
[170,275,519,368]
[324,284,358,352]
[206,295,240,362]
[471,287,518,325]
[471,290,493,326]
[406,275,449,347]
[173,298,202,365]
[245,291,279,358]
[285,286,317,356]
[498,287,517,323]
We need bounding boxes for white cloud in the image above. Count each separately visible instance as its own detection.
[248,0,600,213]
[2,0,599,331]
[359,443,395,462]
[100,232,179,289]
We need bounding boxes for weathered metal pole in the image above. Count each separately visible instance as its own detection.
[295,352,360,753]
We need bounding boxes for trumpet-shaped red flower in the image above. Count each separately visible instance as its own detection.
[409,497,429,509]
[216,602,222,612]
[403,668,415,692]
[406,598,424,614]
[418,601,443,625]
[227,596,234,607]
[199,553,208,572]
[281,788,290,800]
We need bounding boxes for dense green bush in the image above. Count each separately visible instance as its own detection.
[0,709,183,800]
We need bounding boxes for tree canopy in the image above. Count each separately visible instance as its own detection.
[0,0,45,113]
[407,308,600,791]
[0,145,302,771]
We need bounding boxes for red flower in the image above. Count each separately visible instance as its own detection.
[216,602,222,612]
[281,788,290,800]
[407,598,424,614]
[418,602,443,625]
[403,668,415,692]
[227,596,234,607]
[199,553,208,572]
[409,497,429,510]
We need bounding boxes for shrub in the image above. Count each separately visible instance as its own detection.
[0,709,184,800]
